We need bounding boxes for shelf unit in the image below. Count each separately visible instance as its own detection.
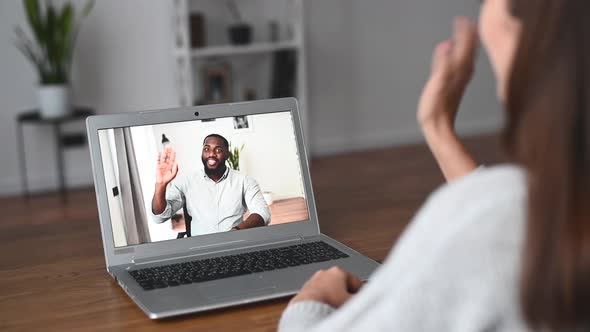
[171,0,309,145]
[174,41,299,58]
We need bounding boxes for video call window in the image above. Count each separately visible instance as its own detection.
[98,111,309,248]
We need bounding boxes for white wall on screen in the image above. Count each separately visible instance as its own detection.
[129,126,178,243]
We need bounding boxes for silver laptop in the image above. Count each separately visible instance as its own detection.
[86,97,379,319]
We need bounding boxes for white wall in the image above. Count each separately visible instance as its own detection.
[305,0,503,155]
[0,0,178,195]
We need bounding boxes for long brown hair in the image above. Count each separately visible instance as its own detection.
[504,0,590,330]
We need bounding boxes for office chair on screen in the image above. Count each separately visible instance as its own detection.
[176,202,192,239]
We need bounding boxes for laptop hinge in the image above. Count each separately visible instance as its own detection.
[129,235,306,266]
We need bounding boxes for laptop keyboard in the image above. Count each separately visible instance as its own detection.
[128,241,349,290]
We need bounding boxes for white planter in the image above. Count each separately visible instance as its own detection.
[38,85,71,118]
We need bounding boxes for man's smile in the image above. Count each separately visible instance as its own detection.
[206,158,219,167]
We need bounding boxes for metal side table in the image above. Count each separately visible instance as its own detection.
[16,107,94,202]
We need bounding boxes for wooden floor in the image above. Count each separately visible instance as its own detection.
[0,134,503,331]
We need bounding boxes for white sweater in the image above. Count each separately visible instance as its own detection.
[278,165,532,332]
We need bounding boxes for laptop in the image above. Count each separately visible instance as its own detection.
[86,97,380,319]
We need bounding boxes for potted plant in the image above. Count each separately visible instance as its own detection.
[226,0,252,45]
[227,143,245,171]
[14,0,94,118]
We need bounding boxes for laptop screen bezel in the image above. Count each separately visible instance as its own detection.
[86,98,321,268]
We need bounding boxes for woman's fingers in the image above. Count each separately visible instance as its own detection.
[326,266,362,293]
[289,266,362,308]
[418,17,478,135]
[431,17,477,77]
[346,272,364,294]
[431,39,452,75]
[327,267,361,305]
[452,16,478,71]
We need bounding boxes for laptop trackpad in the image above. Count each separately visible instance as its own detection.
[201,275,277,302]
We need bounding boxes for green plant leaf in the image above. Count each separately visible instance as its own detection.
[60,5,73,45]
[14,40,40,66]
[14,38,50,84]
[68,0,94,78]
[17,0,93,85]
[45,3,59,81]
[81,0,95,18]
[23,0,45,47]
[14,25,38,52]
[58,4,73,78]
[227,144,245,171]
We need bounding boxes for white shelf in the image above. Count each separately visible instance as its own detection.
[171,0,308,150]
[175,41,300,58]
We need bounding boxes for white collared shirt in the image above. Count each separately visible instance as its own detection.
[151,167,270,236]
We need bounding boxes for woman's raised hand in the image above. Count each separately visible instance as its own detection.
[417,17,480,182]
[417,16,478,132]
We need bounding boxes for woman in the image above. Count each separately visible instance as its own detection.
[279,0,590,331]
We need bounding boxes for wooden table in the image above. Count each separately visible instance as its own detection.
[0,135,501,331]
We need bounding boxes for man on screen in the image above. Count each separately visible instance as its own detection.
[151,134,270,236]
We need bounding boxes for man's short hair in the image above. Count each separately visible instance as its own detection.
[203,134,229,150]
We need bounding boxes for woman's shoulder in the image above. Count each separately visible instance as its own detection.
[405,164,529,293]
[417,164,528,245]
[423,164,527,216]
[391,164,529,281]
[436,164,526,198]
[377,164,530,330]
[455,163,526,188]
[425,163,528,241]
[386,164,528,267]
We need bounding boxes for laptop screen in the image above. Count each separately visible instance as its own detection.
[97,110,310,248]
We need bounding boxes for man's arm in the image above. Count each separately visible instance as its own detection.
[234,176,270,230]
[150,181,185,223]
[151,183,169,215]
[234,213,265,230]
[151,146,181,223]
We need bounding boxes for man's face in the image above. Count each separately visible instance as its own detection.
[201,137,228,171]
